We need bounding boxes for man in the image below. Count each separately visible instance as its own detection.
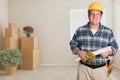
[70,2,118,80]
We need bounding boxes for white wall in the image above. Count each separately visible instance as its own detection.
[0,0,8,67]
[0,0,8,50]
[113,0,120,69]
[8,0,114,65]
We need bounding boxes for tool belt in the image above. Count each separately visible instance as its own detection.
[80,61,105,69]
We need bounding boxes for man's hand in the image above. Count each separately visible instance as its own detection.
[75,50,89,61]
[101,50,112,58]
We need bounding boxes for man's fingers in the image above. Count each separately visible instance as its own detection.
[86,55,89,59]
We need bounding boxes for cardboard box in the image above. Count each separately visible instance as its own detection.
[3,37,18,49]
[4,23,20,38]
[9,23,16,28]
[21,37,38,50]
[20,49,40,70]
[5,27,20,38]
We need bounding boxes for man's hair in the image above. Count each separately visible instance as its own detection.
[88,10,103,16]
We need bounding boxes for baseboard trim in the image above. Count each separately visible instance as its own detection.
[39,63,120,70]
[40,64,78,66]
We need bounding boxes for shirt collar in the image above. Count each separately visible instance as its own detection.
[86,22,103,29]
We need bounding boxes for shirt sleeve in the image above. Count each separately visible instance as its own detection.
[108,30,119,55]
[69,30,80,54]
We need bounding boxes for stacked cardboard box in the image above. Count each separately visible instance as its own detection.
[3,23,20,49]
[0,23,20,69]
[20,37,40,70]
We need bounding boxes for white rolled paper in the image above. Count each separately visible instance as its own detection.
[75,46,112,62]
[92,46,111,55]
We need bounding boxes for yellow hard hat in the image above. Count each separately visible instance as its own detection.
[88,2,103,13]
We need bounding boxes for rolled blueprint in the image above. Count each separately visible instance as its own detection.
[75,46,112,62]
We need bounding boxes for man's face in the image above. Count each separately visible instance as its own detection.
[88,10,102,25]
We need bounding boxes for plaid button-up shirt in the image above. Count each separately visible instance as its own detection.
[70,22,118,65]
